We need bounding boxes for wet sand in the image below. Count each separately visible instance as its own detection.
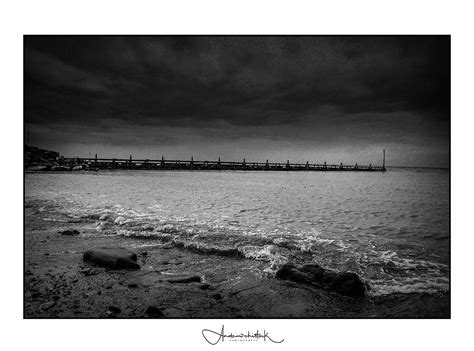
[24,212,449,318]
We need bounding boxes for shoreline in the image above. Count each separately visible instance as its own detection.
[24,215,450,318]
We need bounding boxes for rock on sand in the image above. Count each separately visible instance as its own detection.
[60,229,80,236]
[83,247,140,270]
[165,274,201,283]
[276,263,367,298]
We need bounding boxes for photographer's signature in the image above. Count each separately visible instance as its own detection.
[202,325,285,345]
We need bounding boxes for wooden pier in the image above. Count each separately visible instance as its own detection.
[66,150,387,172]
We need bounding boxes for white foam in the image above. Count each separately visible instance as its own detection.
[41,217,69,222]
[369,276,449,296]
[114,216,128,225]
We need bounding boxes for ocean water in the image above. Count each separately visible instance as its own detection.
[25,167,449,297]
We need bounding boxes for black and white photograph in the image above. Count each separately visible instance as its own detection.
[5,1,474,350]
[23,35,450,319]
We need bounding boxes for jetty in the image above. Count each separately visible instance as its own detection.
[65,150,387,172]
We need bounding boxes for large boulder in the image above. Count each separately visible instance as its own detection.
[83,247,140,270]
[276,263,367,298]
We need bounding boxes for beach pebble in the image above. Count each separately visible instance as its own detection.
[211,293,222,300]
[108,306,121,314]
[40,301,56,310]
[60,229,80,236]
[31,292,42,299]
[165,274,201,284]
[81,268,101,276]
[113,285,127,292]
[199,283,211,290]
[83,247,140,270]
[145,306,164,318]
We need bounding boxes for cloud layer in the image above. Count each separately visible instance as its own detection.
[24,36,450,166]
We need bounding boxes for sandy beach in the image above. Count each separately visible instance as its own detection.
[25,208,449,318]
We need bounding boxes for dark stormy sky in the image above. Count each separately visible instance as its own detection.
[24,36,450,167]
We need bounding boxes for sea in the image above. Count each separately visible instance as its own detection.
[25,167,449,298]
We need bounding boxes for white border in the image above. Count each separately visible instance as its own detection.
[2,0,473,350]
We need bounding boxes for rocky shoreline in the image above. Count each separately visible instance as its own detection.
[25,145,90,172]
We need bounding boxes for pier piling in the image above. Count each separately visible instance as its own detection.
[382,149,386,171]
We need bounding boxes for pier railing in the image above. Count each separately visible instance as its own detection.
[66,156,386,172]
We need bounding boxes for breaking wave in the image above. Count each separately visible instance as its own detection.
[29,198,449,297]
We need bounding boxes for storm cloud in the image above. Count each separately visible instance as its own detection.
[24,36,450,167]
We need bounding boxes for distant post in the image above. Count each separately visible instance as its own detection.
[161,156,165,167]
[265,159,269,170]
[95,153,97,165]
[243,158,246,167]
[383,149,386,171]
[129,155,132,163]
[190,156,194,170]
